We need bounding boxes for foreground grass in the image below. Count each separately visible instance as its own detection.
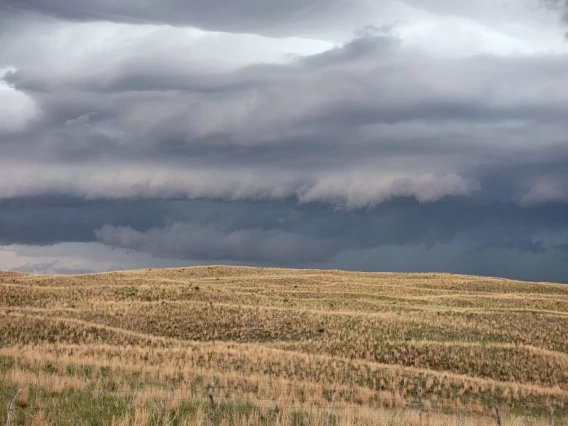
[1,266,567,424]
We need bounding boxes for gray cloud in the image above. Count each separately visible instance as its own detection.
[469,239,547,254]
[3,0,564,40]
[94,222,336,264]
[0,0,375,39]
[543,0,568,20]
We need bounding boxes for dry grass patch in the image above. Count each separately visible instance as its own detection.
[1,266,568,424]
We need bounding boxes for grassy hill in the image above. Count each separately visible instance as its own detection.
[1,266,568,425]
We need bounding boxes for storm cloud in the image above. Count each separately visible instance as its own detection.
[0,0,567,282]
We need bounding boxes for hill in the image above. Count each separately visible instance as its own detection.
[1,266,568,425]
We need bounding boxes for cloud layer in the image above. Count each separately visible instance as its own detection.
[2,29,568,206]
[0,1,567,281]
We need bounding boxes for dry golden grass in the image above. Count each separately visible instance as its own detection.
[1,265,567,425]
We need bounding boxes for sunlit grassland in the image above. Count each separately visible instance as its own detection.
[1,266,567,425]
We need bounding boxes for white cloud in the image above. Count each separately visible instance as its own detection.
[0,162,481,209]
[520,181,568,205]
[0,68,36,132]
[0,242,195,274]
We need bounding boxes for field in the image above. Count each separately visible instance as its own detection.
[1,266,568,425]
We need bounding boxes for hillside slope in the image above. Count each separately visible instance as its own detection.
[1,266,568,425]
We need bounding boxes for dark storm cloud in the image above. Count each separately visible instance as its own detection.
[1,196,567,276]
[0,197,170,245]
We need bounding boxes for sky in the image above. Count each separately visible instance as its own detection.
[1,0,568,282]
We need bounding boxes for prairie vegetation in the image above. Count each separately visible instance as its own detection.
[1,266,567,425]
